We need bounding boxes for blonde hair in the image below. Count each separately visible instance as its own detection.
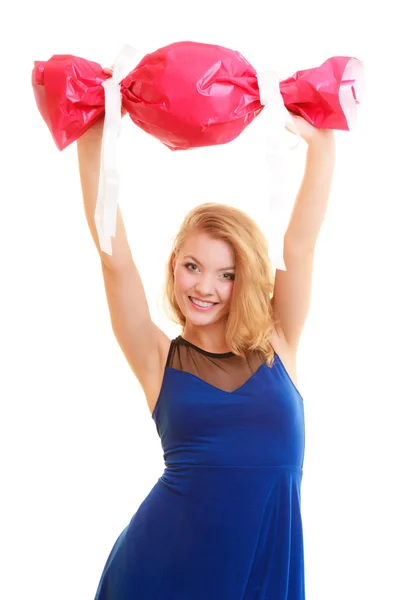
[163,202,278,367]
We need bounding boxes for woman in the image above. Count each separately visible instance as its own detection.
[77,81,335,598]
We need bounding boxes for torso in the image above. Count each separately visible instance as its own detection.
[142,327,298,417]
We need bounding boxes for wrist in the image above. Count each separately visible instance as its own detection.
[306,129,335,149]
[77,118,105,146]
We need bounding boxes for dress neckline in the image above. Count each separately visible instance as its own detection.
[176,336,235,359]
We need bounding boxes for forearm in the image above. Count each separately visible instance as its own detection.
[77,119,132,269]
[284,132,336,252]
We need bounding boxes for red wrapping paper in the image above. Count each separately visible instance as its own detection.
[32,41,364,151]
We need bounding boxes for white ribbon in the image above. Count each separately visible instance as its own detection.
[255,70,301,271]
[95,44,139,255]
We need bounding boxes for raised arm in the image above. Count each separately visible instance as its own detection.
[272,117,335,354]
[76,117,170,409]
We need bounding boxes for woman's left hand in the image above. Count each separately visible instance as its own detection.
[286,112,334,146]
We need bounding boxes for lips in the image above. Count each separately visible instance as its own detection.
[190,296,217,305]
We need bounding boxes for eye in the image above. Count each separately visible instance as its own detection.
[184,263,234,280]
[184,262,199,272]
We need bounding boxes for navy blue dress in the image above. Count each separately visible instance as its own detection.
[94,335,305,599]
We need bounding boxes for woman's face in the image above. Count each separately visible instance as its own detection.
[173,231,236,326]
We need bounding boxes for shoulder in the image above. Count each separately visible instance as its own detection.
[158,330,175,367]
[140,329,173,416]
[269,325,299,387]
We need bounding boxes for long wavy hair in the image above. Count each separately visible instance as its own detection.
[163,202,279,367]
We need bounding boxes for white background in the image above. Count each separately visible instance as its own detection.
[1,1,399,599]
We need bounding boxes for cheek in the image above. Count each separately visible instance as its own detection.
[215,281,234,304]
[174,269,191,293]
[222,284,234,302]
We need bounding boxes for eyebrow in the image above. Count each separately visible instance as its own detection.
[183,255,235,271]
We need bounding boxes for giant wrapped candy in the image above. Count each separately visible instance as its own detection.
[32,41,363,151]
[32,41,364,269]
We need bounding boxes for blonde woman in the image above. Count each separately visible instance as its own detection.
[77,93,335,598]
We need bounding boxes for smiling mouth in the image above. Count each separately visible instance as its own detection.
[188,297,218,310]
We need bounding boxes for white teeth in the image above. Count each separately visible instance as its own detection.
[190,297,215,308]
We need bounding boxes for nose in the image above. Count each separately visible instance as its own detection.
[195,273,216,297]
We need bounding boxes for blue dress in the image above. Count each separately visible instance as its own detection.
[94,335,305,599]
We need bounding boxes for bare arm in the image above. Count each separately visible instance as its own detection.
[272,119,335,353]
[76,116,169,395]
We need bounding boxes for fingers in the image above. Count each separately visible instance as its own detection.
[102,66,114,77]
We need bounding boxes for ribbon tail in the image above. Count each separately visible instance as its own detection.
[256,70,301,272]
[265,153,288,272]
[94,44,138,255]
[95,79,120,254]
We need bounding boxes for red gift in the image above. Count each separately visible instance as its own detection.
[32,41,364,152]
